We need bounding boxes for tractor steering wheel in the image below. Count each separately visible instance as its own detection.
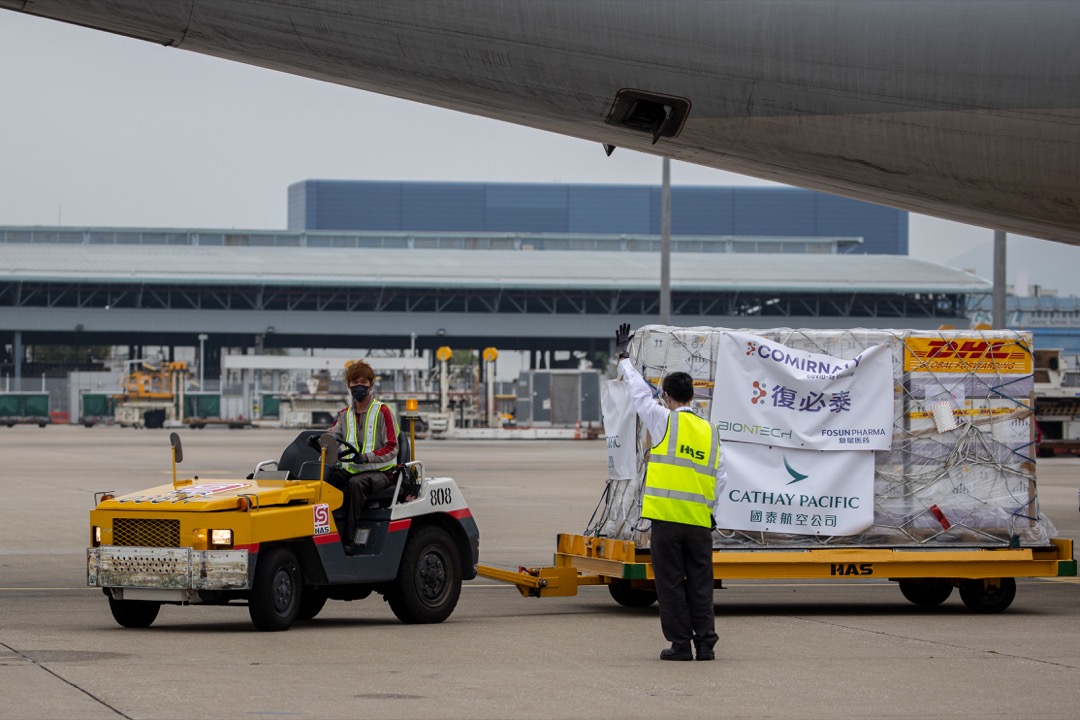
[336,438,363,462]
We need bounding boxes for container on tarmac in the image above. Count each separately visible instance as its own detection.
[0,393,50,427]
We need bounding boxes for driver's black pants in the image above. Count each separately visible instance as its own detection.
[329,469,393,545]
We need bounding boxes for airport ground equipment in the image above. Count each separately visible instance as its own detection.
[180,393,252,429]
[1033,349,1080,456]
[88,425,479,631]
[0,392,50,427]
[478,534,1075,613]
[183,417,253,429]
[113,361,189,428]
[275,392,348,428]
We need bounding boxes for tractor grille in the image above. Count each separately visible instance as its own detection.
[113,518,180,547]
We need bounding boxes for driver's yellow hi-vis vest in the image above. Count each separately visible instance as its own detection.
[642,410,719,528]
[340,400,398,475]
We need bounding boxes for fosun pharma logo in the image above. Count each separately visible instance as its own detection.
[751,380,767,404]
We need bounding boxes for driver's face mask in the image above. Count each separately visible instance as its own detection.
[350,384,371,403]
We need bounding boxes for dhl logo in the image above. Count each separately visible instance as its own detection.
[904,338,1032,374]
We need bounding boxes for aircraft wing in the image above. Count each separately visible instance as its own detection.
[3,0,1078,244]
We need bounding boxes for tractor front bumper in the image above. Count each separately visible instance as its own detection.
[88,546,250,591]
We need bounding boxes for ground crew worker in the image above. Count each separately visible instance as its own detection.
[615,323,727,661]
[319,359,399,552]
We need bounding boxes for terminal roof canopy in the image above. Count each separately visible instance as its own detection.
[0,244,988,295]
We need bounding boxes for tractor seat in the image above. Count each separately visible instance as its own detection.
[297,460,333,481]
[278,430,323,479]
[366,430,419,508]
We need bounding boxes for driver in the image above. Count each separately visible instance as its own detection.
[322,359,399,551]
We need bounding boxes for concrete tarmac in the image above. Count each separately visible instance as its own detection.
[1,426,1078,719]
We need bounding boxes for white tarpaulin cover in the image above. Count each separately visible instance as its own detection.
[601,379,637,481]
[711,331,894,451]
[718,443,874,535]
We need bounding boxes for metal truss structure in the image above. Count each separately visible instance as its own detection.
[0,281,966,320]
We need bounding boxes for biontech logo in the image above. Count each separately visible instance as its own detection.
[716,420,793,439]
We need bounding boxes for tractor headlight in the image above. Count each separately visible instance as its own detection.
[92,526,101,547]
[211,529,234,548]
[193,528,235,550]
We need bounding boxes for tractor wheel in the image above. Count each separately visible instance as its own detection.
[108,597,160,628]
[898,579,954,607]
[608,579,658,608]
[249,547,302,631]
[297,586,328,621]
[387,525,461,624]
[959,578,1016,614]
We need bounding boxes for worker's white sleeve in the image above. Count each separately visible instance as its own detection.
[618,357,669,442]
[714,438,729,512]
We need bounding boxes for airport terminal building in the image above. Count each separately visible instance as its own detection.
[1,181,993,412]
[287,181,909,255]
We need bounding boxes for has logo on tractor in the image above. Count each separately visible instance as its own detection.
[313,503,331,535]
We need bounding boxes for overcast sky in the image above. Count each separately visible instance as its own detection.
[2,11,1077,296]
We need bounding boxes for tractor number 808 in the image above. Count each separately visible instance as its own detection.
[430,487,453,506]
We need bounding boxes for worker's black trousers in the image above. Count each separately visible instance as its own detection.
[650,519,718,651]
[329,469,393,545]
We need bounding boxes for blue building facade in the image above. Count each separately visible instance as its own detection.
[288,181,909,254]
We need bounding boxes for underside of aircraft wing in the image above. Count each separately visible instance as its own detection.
[3,0,1078,244]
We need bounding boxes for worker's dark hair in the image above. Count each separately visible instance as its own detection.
[345,359,375,385]
[662,372,695,404]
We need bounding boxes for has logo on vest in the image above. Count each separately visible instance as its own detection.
[679,443,705,461]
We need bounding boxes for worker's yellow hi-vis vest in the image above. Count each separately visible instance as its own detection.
[340,400,398,475]
[643,410,719,528]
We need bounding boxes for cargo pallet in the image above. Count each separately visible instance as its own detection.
[478,534,1076,613]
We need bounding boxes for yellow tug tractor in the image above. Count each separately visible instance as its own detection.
[88,428,479,631]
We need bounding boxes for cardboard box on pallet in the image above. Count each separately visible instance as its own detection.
[592,325,1055,549]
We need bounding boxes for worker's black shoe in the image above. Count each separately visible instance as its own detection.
[694,637,717,661]
[660,644,693,661]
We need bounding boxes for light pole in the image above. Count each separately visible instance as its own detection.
[992,231,1006,329]
[660,156,671,325]
[197,333,208,390]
